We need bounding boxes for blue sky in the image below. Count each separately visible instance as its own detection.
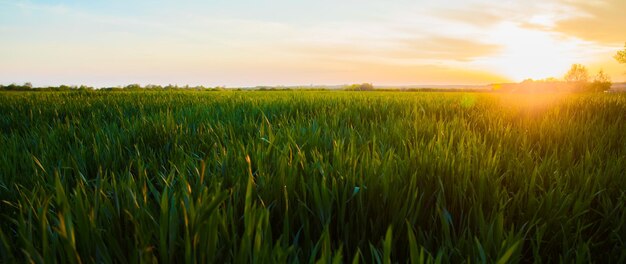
[1,0,624,87]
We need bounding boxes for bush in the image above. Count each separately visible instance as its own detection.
[345,83,374,91]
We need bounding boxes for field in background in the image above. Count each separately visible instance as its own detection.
[1,90,625,263]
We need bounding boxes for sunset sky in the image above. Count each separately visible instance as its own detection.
[1,0,624,87]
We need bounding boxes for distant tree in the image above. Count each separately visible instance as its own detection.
[565,64,589,83]
[360,83,374,90]
[564,64,590,91]
[345,83,374,91]
[615,43,626,64]
[3,83,32,91]
[124,84,142,90]
[589,69,612,92]
[144,84,164,90]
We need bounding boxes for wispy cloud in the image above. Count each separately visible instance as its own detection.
[554,0,626,45]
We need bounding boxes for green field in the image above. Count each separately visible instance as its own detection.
[1,90,625,263]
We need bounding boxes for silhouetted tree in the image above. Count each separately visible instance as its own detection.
[565,64,589,83]
[565,64,589,91]
[615,43,626,64]
[345,83,374,91]
[589,69,612,92]
[124,84,142,90]
[3,83,32,91]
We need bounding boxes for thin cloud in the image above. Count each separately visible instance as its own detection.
[392,37,502,62]
[554,0,626,45]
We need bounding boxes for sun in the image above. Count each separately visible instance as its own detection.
[476,22,587,82]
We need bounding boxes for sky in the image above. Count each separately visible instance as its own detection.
[0,0,625,87]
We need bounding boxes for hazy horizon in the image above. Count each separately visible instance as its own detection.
[1,0,625,87]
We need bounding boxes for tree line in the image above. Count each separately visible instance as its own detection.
[0,83,228,91]
[3,43,625,93]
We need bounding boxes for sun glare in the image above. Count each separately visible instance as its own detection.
[477,23,588,82]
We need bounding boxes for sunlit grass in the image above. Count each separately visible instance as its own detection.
[0,90,625,263]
